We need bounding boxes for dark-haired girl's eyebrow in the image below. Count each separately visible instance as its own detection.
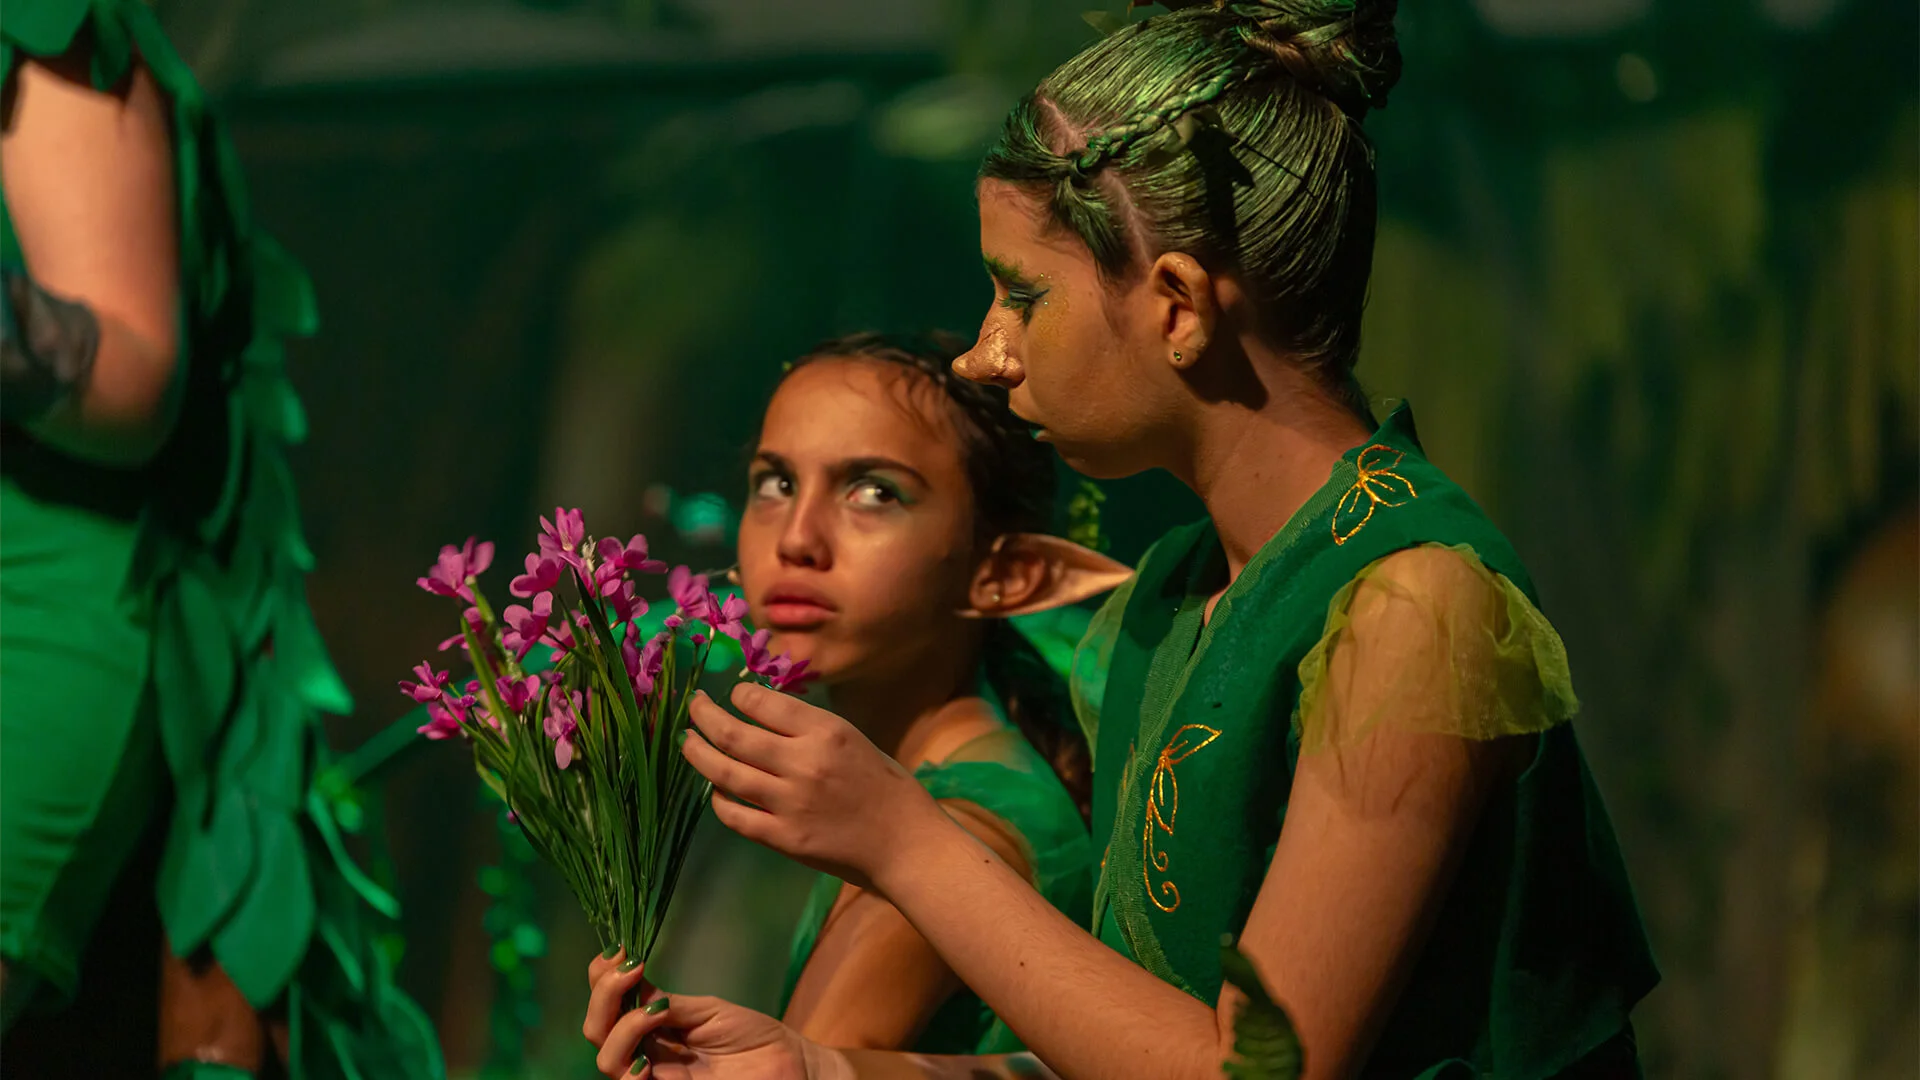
[836,456,929,489]
[756,450,929,492]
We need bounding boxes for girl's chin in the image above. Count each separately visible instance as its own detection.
[763,630,829,671]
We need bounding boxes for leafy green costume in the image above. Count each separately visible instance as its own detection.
[0,2,440,1075]
[1076,406,1658,1078]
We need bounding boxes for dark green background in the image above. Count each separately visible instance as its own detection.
[145,0,1920,1075]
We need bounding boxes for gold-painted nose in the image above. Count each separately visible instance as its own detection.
[954,325,1018,386]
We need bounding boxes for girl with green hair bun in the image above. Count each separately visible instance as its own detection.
[585,3,1659,1077]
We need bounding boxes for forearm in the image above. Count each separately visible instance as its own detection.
[818,1049,1059,1080]
[869,816,1223,1080]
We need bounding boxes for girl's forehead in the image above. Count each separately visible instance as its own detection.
[762,360,966,464]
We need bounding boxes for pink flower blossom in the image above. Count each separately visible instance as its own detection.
[417,701,464,740]
[398,661,451,703]
[496,674,540,713]
[712,594,749,640]
[765,656,816,694]
[417,537,494,602]
[502,593,554,660]
[542,611,593,659]
[596,534,667,579]
[606,580,647,624]
[667,566,717,623]
[417,689,476,740]
[739,629,816,695]
[510,552,563,598]
[623,632,668,697]
[545,687,582,769]
[538,507,587,570]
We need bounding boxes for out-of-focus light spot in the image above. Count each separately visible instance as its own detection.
[1616,52,1660,103]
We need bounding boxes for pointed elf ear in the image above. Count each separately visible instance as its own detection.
[961,534,1133,619]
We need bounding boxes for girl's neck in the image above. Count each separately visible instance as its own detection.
[1180,374,1373,582]
[822,644,997,770]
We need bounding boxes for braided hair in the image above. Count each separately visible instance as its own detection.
[981,0,1402,421]
[772,332,1093,822]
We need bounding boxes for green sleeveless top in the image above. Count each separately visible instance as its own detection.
[1078,405,1657,1078]
[1,3,440,1075]
[776,686,1094,1056]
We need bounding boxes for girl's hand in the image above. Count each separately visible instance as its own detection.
[584,952,829,1079]
[683,684,950,892]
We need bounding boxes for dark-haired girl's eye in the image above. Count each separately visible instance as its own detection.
[750,471,791,501]
[848,476,905,509]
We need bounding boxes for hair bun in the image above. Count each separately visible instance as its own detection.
[1160,0,1401,117]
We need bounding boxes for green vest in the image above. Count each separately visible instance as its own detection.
[1081,406,1656,1077]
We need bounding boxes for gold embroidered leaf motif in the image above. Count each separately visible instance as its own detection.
[1332,445,1419,546]
[1143,724,1222,913]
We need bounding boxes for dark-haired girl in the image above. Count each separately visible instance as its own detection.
[589,3,1657,1077]
[588,332,1128,1064]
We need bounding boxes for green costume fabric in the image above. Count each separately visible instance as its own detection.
[776,691,1094,1055]
[0,2,441,1074]
[1077,405,1658,1078]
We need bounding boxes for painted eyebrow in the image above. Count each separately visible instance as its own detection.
[752,451,929,490]
[837,456,929,489]
[983,255,1032,287]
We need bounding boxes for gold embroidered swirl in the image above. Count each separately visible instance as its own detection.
[1332,444,1418,545]
[1142,724,1222,913]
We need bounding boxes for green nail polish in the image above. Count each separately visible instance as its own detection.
[601,944,620,959]
[645,996,670,1015]
[619,955,643,972]
[630,1054,648,1075]
[675,729,690,748]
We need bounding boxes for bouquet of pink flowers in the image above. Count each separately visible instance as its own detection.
[401,508,812,964]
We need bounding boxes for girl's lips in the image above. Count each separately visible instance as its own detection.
[764,601,834,630]
[762,585,836,630]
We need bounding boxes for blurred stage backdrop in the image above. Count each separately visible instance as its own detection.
[144,0,1915,1075]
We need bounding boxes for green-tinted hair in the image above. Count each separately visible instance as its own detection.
[980,0,1401,416]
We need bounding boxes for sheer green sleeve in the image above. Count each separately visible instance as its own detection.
[1295,543,1580,754]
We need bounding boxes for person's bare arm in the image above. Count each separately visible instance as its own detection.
[2,48,180,465]
[784,801,1032,1051]
[680,546,1528,1080]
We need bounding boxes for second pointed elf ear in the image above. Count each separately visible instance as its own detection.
[961,533,1133,618]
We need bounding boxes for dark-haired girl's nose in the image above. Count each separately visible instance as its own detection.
[775,503,832,570]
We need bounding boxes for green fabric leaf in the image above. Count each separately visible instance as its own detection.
[1219,940,1304,1080]
[0,0,93,58]
[151,571,239,786]
[158,788,257,956]
[306,786,403,921]
[214,810,316,1006]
